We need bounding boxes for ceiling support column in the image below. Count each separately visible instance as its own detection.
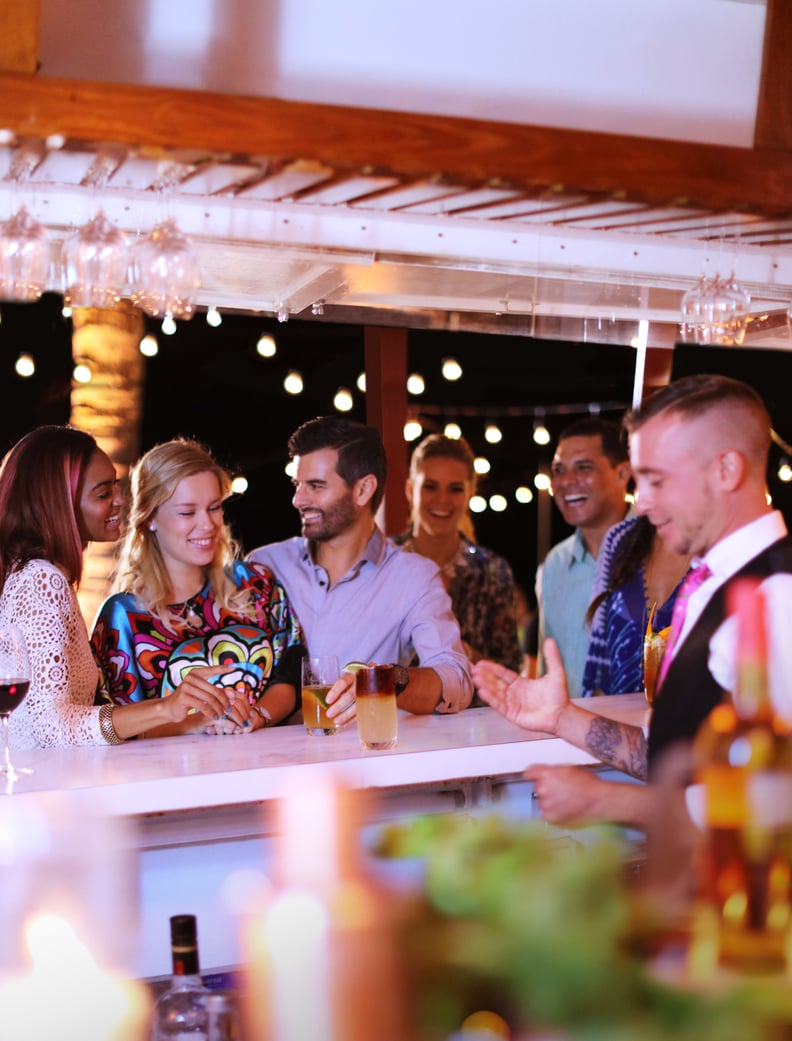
[364,326,408,537]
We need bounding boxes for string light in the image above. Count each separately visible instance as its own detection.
[14,353,35,377]
[206,306,222,328]
[469,495,487,513]
[404,420,423,441]
[231,475,249,495]
[489,494,507,512]
[139,334,158,357]
[444,422,462,439]
[256,334,277,358]
[333,387,354,412]
[441,357,462,381]
[73,362,92,384]
[779,458,792,483]
[534,473,552,491]
[485,423,502,444]
[533,408,551,445]
[283,370,303,395]
[406,372,425,395]
[515,485,534,504]
[161,315,177,336]
[356,372,366,393]
[473,456,490,475]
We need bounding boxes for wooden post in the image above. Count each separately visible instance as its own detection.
[363,327,408,536]
[0,1,40,73]
[70,300,145,625]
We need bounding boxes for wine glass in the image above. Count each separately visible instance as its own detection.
[130,216,201,320]
[0,625,33,780]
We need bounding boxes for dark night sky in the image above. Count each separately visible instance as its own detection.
[3,293,792,596]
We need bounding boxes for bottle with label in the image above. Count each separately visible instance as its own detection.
[693,578,792,973]
[151,914,210,1041]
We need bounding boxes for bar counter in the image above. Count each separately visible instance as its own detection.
[8,695,649,977]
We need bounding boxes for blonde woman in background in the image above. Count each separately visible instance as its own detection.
[396,434,523,693]
[91,438,311,736]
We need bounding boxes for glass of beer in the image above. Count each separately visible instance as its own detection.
[643,627,670,707]
[301,655,340,736]
[354,663,398,750]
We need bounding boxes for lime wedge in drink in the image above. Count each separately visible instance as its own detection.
[344,661,370,673]
[304,684,331,709]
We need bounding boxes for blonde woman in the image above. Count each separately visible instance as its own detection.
[91,438,305,735]
[396,434,522,681]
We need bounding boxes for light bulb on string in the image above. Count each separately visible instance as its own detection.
[534,472,552,492]
[533,410,551,446]
[404,420,423,442]
[231,476,249,495]
[256,334,277,358]
[14,353,35,377]
[444,422,462,439]
[333,387,354,412]
[139,334,158,358]
[441,357,462,381]
[515,485,534,504]
[485,423,502,444]
[73,362,92,384]
[206,306,222,328]
[356,372,366,393]
[469,495,487,514]
[406,372,425,395]
[473,456,490,475]
[489,494,507,512]
[283,370,303,395]
[161,315,177,336]
[778,458,792,483]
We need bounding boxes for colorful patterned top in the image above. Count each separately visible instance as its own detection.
[90,561,304,707]
[395,532,523,683]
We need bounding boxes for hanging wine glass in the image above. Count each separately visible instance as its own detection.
[0,624,32,784]
[61,209,130,308]
[130,217,201,320]
[0,205,51,302]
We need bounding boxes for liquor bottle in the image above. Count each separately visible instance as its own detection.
[152,914,210,1040]
[693,578,792,973]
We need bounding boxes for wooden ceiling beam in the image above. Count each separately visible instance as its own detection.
[2,71,792,216]
[755,0,792,151]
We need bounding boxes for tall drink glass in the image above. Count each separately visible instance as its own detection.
[301,656,340,736]
[355,664,398,750]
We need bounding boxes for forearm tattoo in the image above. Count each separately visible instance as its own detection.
[584,717,648,781]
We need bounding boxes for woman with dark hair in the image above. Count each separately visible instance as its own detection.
[91,438,308,734]
[396,434,522,682]
[0,426,232,749]
[581,514,690,698]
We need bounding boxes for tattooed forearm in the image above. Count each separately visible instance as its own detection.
[585,717,648,780]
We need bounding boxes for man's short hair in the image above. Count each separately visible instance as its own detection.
[557,416,628,466]
[288,416,388,513]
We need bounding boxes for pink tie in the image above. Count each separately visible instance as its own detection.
[656,563,713,692]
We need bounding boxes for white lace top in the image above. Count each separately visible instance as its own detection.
[0,559,107,749]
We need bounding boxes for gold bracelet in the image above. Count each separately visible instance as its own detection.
[99,704,124,745]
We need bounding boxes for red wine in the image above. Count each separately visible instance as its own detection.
[0,679,29,714]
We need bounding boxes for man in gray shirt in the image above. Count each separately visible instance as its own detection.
[248,415,473,714]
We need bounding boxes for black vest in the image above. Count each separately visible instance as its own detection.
[648,535,792,776]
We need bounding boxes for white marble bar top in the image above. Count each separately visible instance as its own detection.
[6,695,649,817]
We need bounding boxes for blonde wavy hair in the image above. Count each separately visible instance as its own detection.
[112,438,254,628]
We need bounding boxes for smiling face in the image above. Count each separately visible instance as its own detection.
[408,456,472,538]
[291,447,361,542]
[550,434,628,535]
[76,449,123,544]
[148,470,225,579]
[630,412,720,558]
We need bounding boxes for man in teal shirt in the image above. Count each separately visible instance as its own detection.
[537,417,631,698]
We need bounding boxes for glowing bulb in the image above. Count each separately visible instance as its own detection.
[406,372,425,395]
[356,371,366,393]
[469,495,487,513]
[441,357,462,381]
[404,420,423,442]
[139,334,158,357]
[534,472,552,491]
[533,423,551,446]
[231,475,249,495]
[285,458,298,478]
[256,334,277,358]
[489,494,507,512]
[73,363,92,384]
[14,353,35,377]
[779,461,792,483]
[161,315,177,335]
[444,422,462,439]
[61,304,72,318]
[206,306,222,328]
[473,456,490,475]
[283,370,304,395]
[485,423,502,444]
[333,387,354,412]
[515,485,534,504]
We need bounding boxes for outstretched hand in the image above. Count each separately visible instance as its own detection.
[472,638,570,737]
